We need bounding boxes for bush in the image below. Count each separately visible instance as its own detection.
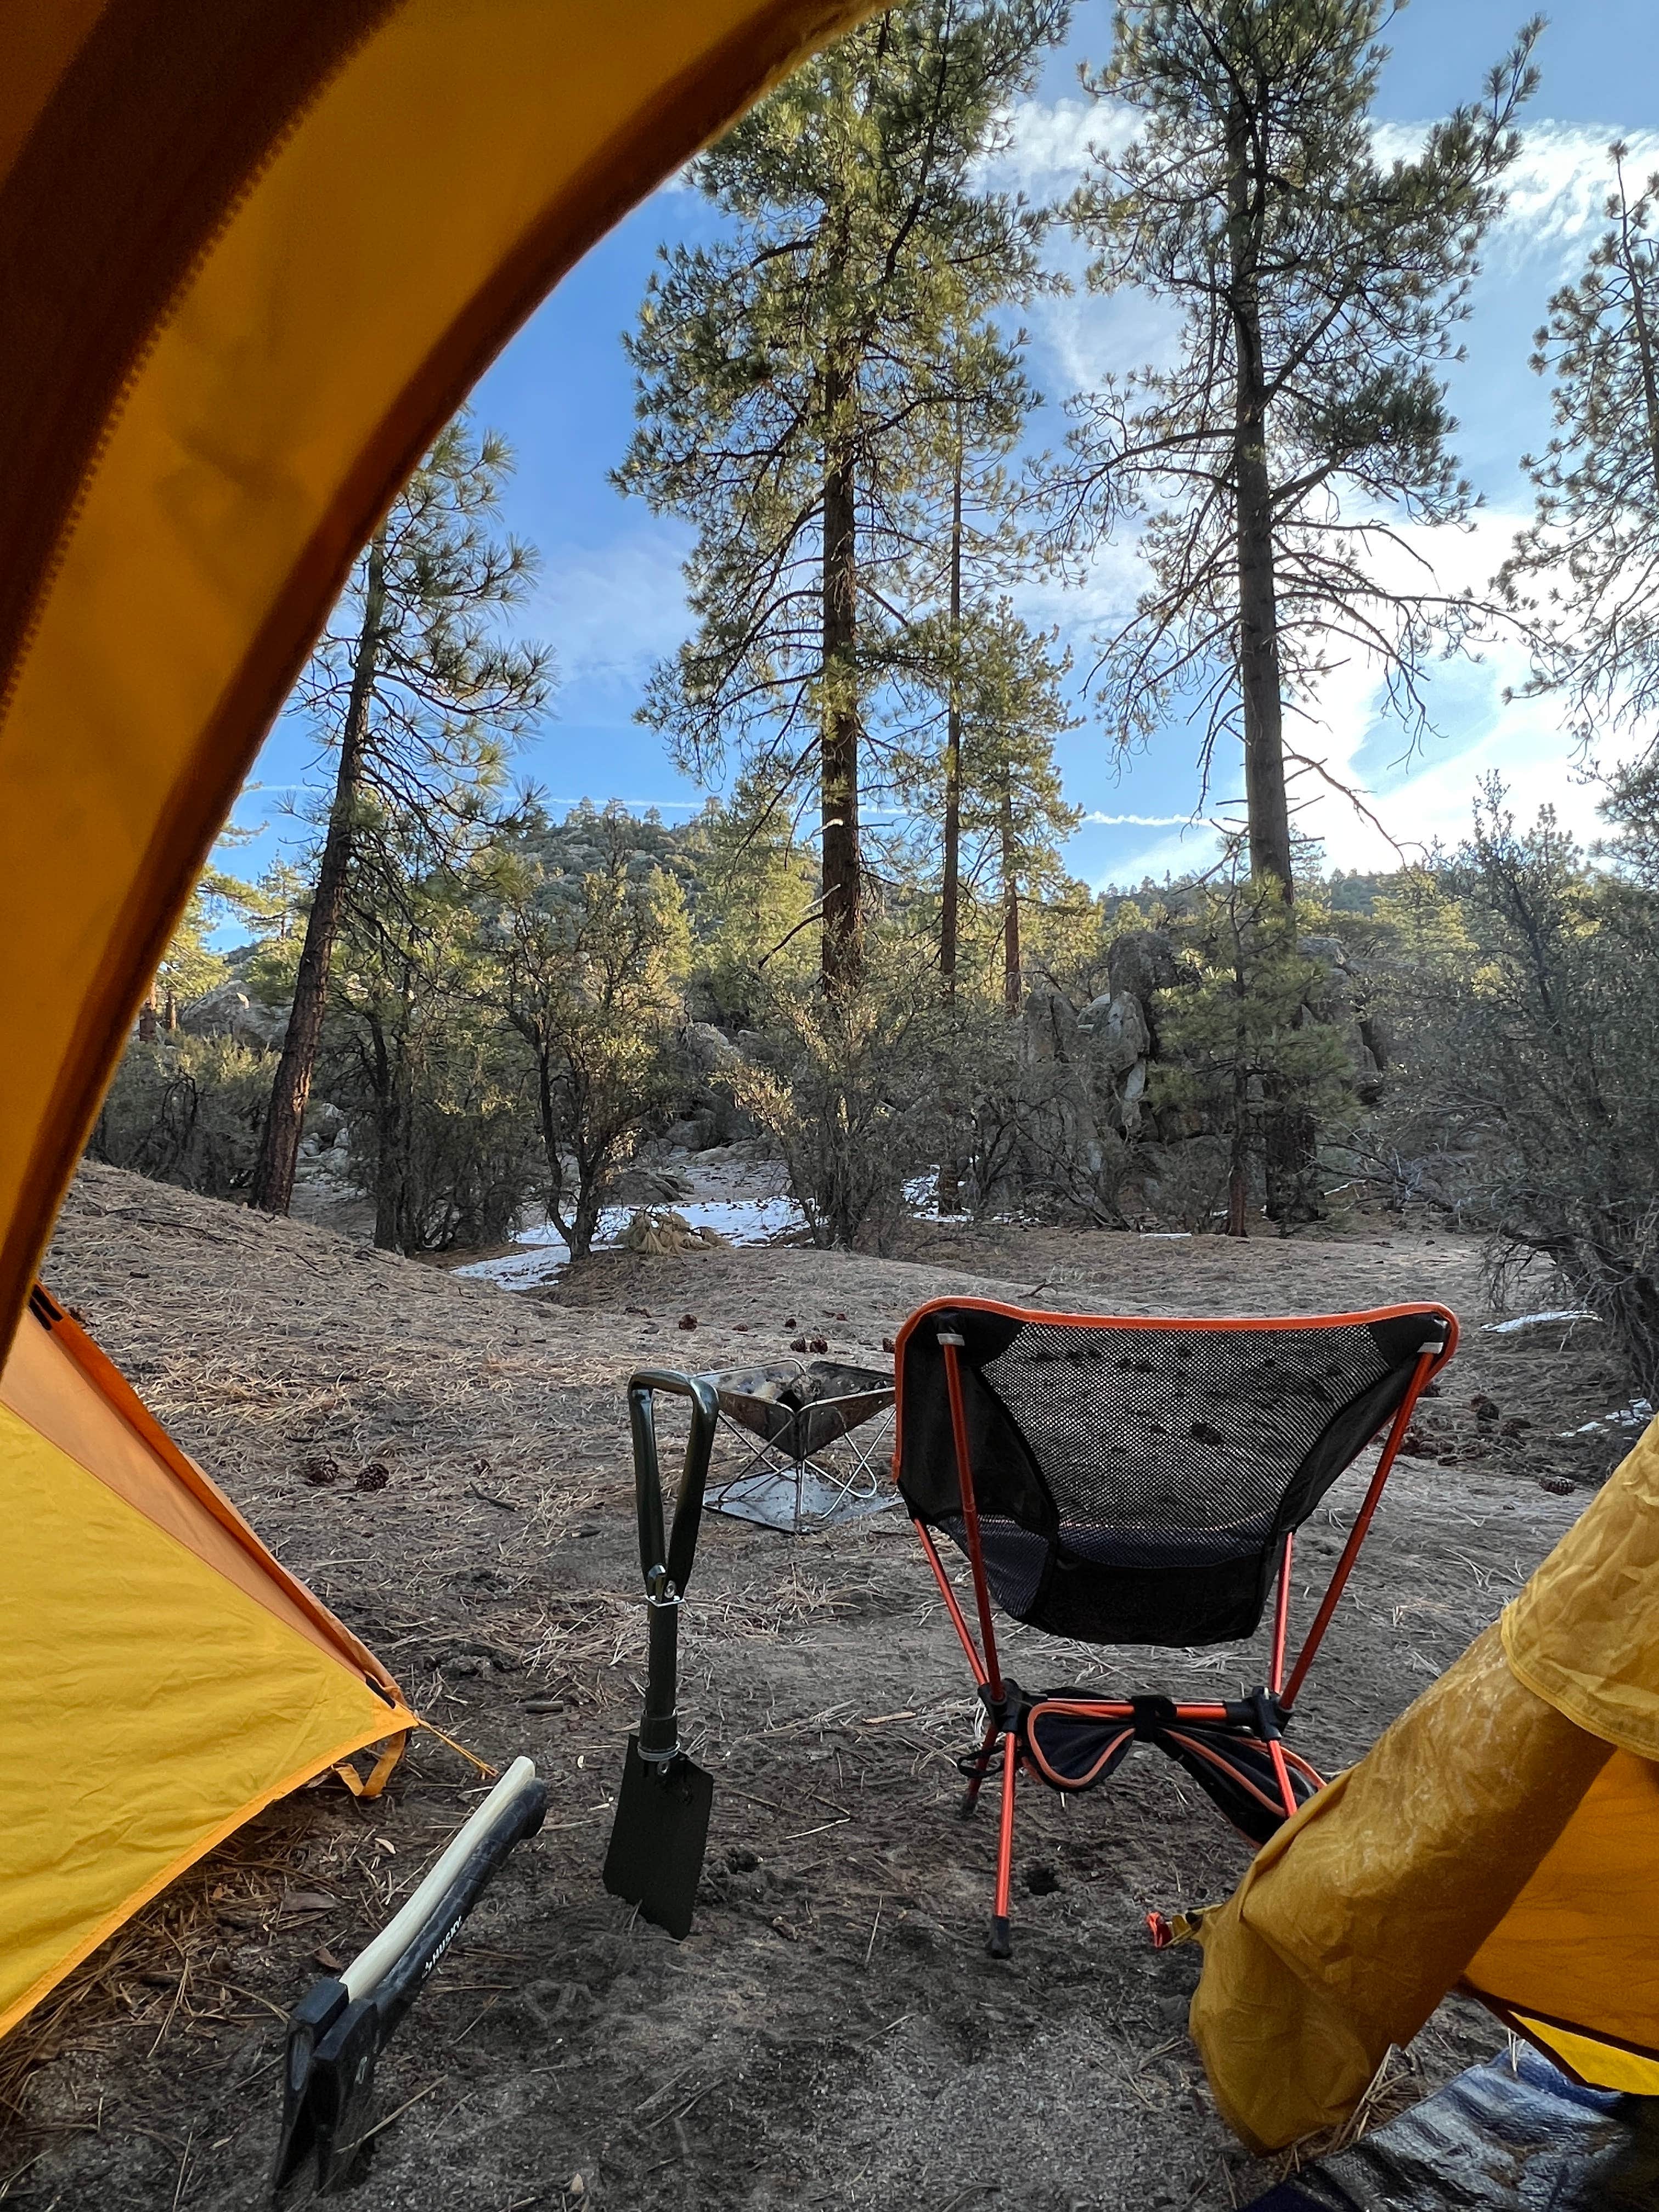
[731,952,946,1250]
[90,1037,271,1198]
[341,1074,539,1252]
[1377,791,1659,1397]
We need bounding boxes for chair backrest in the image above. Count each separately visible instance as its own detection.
[894,1296,1455,1648]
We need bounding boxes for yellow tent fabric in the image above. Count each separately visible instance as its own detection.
[1186,1418,1659,2151]
[0,0,874,1351]
[0,1288,416,2041]
[0,0,874,2052]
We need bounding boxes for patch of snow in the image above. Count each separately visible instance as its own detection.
[1559,1398,1654,1439]
[453,1194,805,1290]
[1482,1308,1600,1334]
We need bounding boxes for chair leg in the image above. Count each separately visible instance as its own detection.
[959,1718,998,1819]
[1267,1733,1299,1822]
[989,1733,1017,1959]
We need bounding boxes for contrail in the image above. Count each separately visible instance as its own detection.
[1082,810,1201,827]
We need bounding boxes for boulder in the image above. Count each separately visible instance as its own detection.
[609,1164,696,1206]
[682,1022,743,1077]
[1020,983,1105,1175]
[1107,928,1180,1006]
[1297,934,1348,971]
[1020,981,1082,1066]
[663,1112,717,1152]
[308,1103,346,1149]
[177,981,288,1051]
[1078,990,1150,1077]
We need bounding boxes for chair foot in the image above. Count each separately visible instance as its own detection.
[957,1785,981,1820]
[988,1913,1012,1959]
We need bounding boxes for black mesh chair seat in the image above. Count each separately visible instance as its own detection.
[893,1294,1458,1955]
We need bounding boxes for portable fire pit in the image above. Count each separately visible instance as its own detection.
[702,1358,898,1532]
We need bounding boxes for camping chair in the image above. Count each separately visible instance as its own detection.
[892,1295,1457,1956]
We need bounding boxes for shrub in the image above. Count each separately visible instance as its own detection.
[1377,789,1659,1397]
[90,1036,271,1198]
[731,950,946,1250]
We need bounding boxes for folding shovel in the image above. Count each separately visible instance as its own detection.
[602,1368,720,1939]
[272,1755,546,2197]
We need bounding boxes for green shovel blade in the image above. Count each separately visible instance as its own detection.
[602,1735,713,1940]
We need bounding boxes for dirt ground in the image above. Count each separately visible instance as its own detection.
[2,1162,1636,2211]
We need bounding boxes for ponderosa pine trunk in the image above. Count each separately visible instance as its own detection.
[1227,98,1294,900]
[821,354,862,993]
[999,778,1021,1017]
[1227,100,1317,1222]
[250,527,387,1214]
[364,1005,409,1253]
[1227,933,1250,1238]
[937,425,964,1212]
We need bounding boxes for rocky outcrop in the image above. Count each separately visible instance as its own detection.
[178,981,289,1052]
[1107,927,1180,1007]
[1078,989,1152,1136]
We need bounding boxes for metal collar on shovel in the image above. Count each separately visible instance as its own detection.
[272,1756,546,2197]
[603,1368,719,1940]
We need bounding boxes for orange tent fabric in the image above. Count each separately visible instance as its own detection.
[0,0,873,2039]
[0,0,874,1351]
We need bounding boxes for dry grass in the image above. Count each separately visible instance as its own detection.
[0,1163,1615,2210]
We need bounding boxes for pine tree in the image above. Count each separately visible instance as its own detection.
[1500,145,1659,749]
[484,808,690,1261]
[1054,0,1539,894]
[903,597,1077,1206]
[1153,866,1353,1234]
[330,844,535,1255]
[616,1,1066,990]
[249,419,552,1215]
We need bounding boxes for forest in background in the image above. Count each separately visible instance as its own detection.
[90,0,1659,1406]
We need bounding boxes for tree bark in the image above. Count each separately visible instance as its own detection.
[138,988,159,1043]
[821,354,862,992]
[1228,98,1317,1221]
[365,1006,407,1253]
[1227,934,1250,1238]
[937,420,964,1213]
[1000,778,1021,1017]
[1227,95,1294,900]
[250,528,387,1213]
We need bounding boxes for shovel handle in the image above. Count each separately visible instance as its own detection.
[627,1369,719,1596]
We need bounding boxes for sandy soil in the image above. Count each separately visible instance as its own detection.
[1,1162,1632,2211]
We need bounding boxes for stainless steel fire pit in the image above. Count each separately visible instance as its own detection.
[701,1358,897,1532]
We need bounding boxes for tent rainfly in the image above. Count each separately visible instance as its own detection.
[0,0,872,2041]
[0,1287,415,2041]
[1181,1416,1659,2149]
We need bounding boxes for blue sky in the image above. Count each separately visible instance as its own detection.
[236,1,1659,895]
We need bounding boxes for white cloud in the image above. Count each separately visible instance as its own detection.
[1092,821,1225,888]
[1373,119,1659,278]
[992,97,1659,286]
[980,94,1141,198]
[1232,504,1647,870]
[1056,498,1645,885]
[534,529,692,690]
